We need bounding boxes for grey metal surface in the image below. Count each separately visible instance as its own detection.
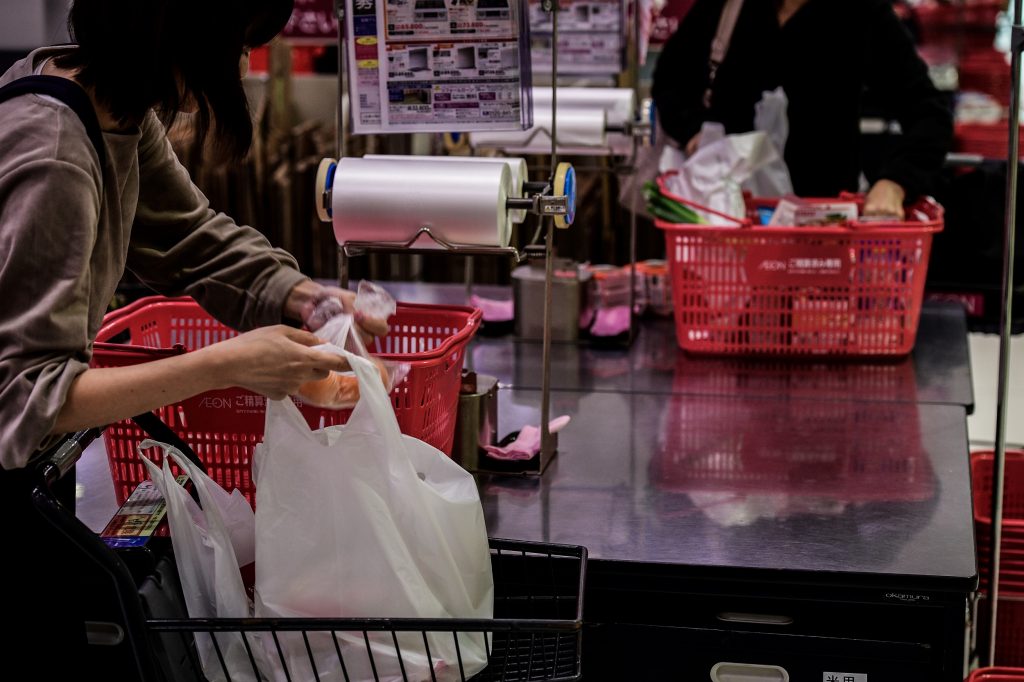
[479,388,976,590]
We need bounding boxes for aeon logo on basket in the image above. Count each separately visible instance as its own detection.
[757,259,787,272]
[198,397,234,410]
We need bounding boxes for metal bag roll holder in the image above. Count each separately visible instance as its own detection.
[315,158,577,262]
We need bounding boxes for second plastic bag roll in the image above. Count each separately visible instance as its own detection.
[332,157,514,248]
[469,107,608,151]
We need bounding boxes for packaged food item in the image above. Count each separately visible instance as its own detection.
[636,259,673,317]
[768,196,859,227]
[298,355,391,408]
[297,282,409,409]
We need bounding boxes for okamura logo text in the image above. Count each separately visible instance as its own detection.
[884,592,930,602]
[758,260,787,271]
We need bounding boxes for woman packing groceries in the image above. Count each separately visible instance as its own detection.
[652,0,954,218]
[0,0,384,671]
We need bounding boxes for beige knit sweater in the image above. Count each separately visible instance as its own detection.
[0,47,308,468]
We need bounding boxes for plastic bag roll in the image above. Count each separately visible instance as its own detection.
[365,155,529,223]
[332,158,514,248]
[530,87,636,127]
[469,107,607,150]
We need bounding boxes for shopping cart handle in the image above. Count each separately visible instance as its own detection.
[37,427,103,488]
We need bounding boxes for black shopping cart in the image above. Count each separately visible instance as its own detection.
[29,429,587,682]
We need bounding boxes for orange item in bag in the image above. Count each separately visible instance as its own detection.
[297,356,390,409]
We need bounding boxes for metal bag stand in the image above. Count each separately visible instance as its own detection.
[327,0,576,469]
[986,0,1024,666]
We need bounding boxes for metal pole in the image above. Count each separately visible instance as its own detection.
[619,0,640,343]
[336,0,348,289]
[987,0,1024,665]
[335,0,347,160]
[540,0,560,458]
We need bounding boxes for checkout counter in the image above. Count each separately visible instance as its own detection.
[388,282,979,681]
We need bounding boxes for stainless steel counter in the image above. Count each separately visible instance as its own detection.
[480,389,975,591]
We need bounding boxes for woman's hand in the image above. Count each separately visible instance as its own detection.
[864,179,906,220]
[685,133,701,157]
[202,326,350,400]
[52,326,351,434]
[284,280,390,342]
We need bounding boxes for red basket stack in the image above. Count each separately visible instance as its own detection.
[93,296,481,505]
[654,175,944,358]
[916,1,1003,54]
[973,451,1024,666]
[955,122,1024,160]
[960,49,1014,106]
[969,668,1024,681]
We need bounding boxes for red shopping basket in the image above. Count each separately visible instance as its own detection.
[956,122,1024,160]
[972,451,1024,528]
[977,597,1024,668]
[959,49,1014,106]
[92,296,481,505]
[916,1,1002,54]
[655,173,944,357]
[969,668,1024,681]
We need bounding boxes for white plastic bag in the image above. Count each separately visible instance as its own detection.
[660,88,793,218]
[254,350,494,682]
[747,87,792,198]
[140,441,267,682]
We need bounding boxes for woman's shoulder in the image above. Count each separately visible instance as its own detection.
[0,94,102,179]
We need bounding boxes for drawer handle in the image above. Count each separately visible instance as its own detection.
[711,662,790,682]
[85,621,125,646]
[716,612,794,626]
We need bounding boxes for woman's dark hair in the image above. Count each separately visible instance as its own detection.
[54,0,294,161]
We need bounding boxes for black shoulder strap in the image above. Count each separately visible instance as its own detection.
[130,412,207,475]
[0,75,106,167]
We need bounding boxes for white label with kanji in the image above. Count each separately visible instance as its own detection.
[823,674,867,682]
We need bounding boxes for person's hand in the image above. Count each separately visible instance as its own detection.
[864,179,906,220]
[685,133,701,157]
[202,326,350,400]
[284,280,390,342]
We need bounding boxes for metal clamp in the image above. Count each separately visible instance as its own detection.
[537,195,570,216]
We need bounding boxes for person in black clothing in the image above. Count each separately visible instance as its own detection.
[652,0,953,218]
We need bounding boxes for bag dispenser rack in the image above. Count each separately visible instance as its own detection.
[325,0,582,465]
[983,0,1023,667]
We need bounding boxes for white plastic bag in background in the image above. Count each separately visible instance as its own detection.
[660,88,793,218]
[254,350,494,682]
[747,87,792,198]
[140,442,268,682]
[660,122,785,219]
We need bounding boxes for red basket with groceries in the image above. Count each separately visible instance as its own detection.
[653,172,944,358]
[92,296,481,505]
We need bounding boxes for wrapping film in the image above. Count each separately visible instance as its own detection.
[530,87,636,128]
[366,155,529,224]
[469,107,608,151]
[332,157,514,248]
